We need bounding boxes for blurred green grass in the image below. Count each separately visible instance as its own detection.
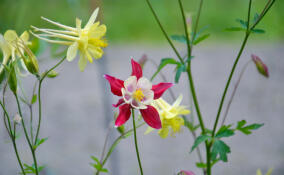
[0,0,283,43]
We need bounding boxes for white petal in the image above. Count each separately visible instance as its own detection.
[137,77,152,90]
[124,76,137,93]
[122,88,132,104]
[84,8,99,29]
[131,99,147,109]
[141,89,154,105]
[41,16,76,32]
[67,42,78,61]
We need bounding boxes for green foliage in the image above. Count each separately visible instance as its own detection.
[215,125,234,138]
[183,116,199,132]
[31,94,37,104]
[211,140,231,162]
[171,35,187,44]
[193,33,210,45]
[8,63,17,93]
[33,137,48,150]
[90,156,108,173]
[196,159,220,169]
[175,64,186,83]
[236,120,264,135]
[22,164,44,174]
[191,134,211,152]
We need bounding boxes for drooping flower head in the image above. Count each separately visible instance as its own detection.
[31,8,107,71]
[145,95,190,138]
[105,58,173,129]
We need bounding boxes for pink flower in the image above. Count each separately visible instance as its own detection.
[105,58,173,129]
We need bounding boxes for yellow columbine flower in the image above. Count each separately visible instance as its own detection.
[31,8,107,71]
[145,94,190,138]
[257,168,273,175]
[0,30,32,74]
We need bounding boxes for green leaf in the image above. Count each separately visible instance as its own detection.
[47,70,59,78]
[236,19,248,28]
[253,13,260,23]
[90,156,109,173]
[225,27,246,32]
[31,94,37,104]
[193,34,210,45]
[191,135,211,152]
[152,58,179,80]
[236,120,264,135]
[171,35,187,44]
[251,28,266,34]
[196,162,206,168]
[215,125,234,138]
[175,64,186,83]
[33,137,48,150]
[211,140,231,162]
[183,116,199,132]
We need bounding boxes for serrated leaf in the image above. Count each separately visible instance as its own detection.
[225,27,246,32]
[215,125,234,138]
[236,120,264,135]
[171,35,187,44]
[211,140,231,162]
[33,137,48,149]
[151,58,179,80]
[31,94,37,104]
[175,64,186,83]
[191,135,211,152]
[251,28,266,34]
[193,34,210,45]
[236,19,248,28]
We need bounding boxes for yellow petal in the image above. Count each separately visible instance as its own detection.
[78,53,87,71]
[144,127,154,135]
[89,24,106,38]
[257,169,262,175]
[84,8,99,29]
[20,31,29,42]
[172,94,183,107]
[88,47,103,59]
[85,51,93,63]
[67,42,78,62]
[4,30,18,42]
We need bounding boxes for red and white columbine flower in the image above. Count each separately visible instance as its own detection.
[104,59,173,129]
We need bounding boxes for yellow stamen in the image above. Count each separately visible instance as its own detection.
[133,89,144,102]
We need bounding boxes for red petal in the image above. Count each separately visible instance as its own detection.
[104,74,124,96]
[152,83,173,99]
[115,104,131,127]
[131,58,143,79]
[140,105,161,129]
[112,98,125,108]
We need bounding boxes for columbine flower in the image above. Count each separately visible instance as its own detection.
[105,58,173,129]
[31,8,107,71]
[0,30,35,75]
[256,168,273,175]
[145,94,190,138]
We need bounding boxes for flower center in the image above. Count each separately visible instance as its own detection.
[133,89,144,102]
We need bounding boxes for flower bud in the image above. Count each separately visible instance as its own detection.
[138,54,148,69]
[178,170,195,175]
[251,54,269,78]
[13,113,22,124]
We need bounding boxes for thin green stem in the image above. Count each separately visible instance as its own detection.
[221,60,251,126]
[191,0,204,54]
[212,33,250,136]
[14,93,39,175]
[144,0,184,64]
[34,56,66,145]
[96,123,145,175]
[178,0,191,57]
[132,109,143,175]
[12,137,26,175]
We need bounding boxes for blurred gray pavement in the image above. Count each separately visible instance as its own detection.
[0,43,284,175]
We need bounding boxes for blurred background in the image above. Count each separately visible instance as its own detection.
[0,0,283,175]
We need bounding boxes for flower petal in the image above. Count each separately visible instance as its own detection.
[131,99,147,109]
[104,74,124,96]
[84,8,99,29]
[152,82,173,99]
[112,98,125,108]
[78,53,87,71]
[4,30,18,42]
[140,105,162,129]
[115,104,131,127]
[122,88,132,103]
[141,89,154,105]
[124,76,137,93]
[67,42,78,61]
[131,58,143,79]
[137,77,152,90]
[20,31,29,42]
